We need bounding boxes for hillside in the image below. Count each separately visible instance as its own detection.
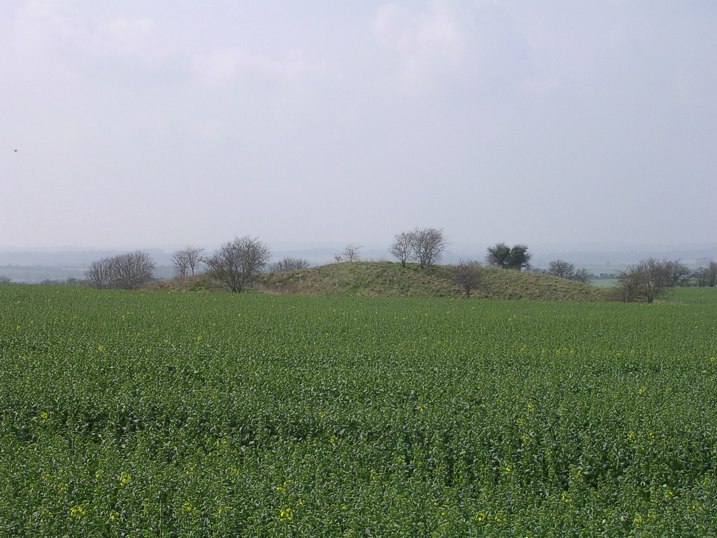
[259,261,608,301]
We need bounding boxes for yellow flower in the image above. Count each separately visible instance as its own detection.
[69,505,86,519]
[627,431,636,441]
[561,492,571,503]
[279,507,294,523]
[38,411,49,422]
[503,464,513,474]
[108,510,119,522]
[638,386,647,395]
[118,472,131,486]
[97,344,105,353]
[474,511,486,522]
[633,514,643,525]
[527,403,535,412]
[180,502,193,514]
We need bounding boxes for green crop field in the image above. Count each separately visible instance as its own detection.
[1,285,716,536]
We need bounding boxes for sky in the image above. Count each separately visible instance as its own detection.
[1,0,716,253]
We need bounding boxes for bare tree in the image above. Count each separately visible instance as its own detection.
[85,257,114,288]
[664,259,690,287]
[173,246,204,277]
[390,232,414,267]
[342,244,362,263]
[333,253,343,263]
[270,257,310,273]
[572,268,590,283]
[693,261,717,287]
[617,258,679,303]
[453,260,482,298]
[547,260,590,283]
[410,228,446,268]
[547,260,576,279]
[111,251,156,290]
[205,236,270,293]
[85,252,155,290]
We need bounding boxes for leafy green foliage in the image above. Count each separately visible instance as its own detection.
[1,285,716,535]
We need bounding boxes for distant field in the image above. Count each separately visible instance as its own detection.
[664,286,717,305]
[589,278,617,288]
[1,285,716,535]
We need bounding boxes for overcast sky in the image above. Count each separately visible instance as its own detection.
[1,0,715,252]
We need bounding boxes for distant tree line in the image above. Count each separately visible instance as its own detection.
[692,261,717,287]
[78,229,715,301]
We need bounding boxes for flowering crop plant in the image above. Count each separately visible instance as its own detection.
[1,285,716,535]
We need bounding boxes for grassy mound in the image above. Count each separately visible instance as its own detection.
[260,262,457,297]
[260,261,608,301]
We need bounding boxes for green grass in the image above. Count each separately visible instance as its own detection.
[663,286,717,305]
[1,285,716,535]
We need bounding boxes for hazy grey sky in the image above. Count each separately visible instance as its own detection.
[1,0,715,251]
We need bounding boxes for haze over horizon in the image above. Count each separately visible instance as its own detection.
[2,1,716,252]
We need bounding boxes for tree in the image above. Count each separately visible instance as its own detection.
[85,252,155,290]
[85,257,114,288]
[410,227,446,268]
[663,259,690,287]
[341,244,362,262]
[547,260,576,279]
[547,260,590,283]
[486,243,510,268]
[486,243,531,270]
[693,261,717,287]
[111,251,156,290]
[453,260,482,298]
[172,246,204,277]
[505,245,531,271]
[270,257,310,273]
[205,236,270,293]
[572,268,590,284]
[617,258,678,303]
[390,232,414,267]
